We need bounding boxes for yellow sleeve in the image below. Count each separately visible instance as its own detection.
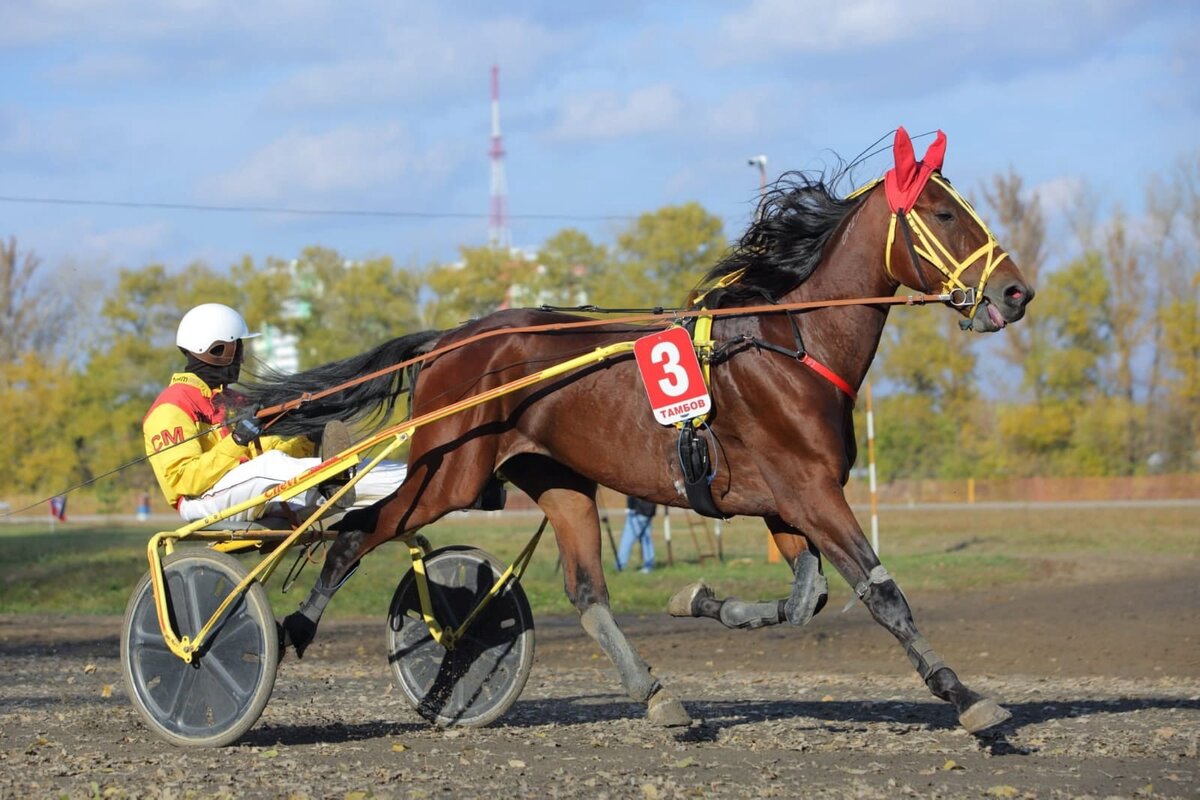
[143,402,249,505]
[259,434,316,459]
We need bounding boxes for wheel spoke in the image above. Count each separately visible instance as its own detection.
[161,659,198,724]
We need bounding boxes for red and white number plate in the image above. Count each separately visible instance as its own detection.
[633,327,711,426]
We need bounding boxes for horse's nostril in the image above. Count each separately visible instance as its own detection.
[1005,283,1034,308]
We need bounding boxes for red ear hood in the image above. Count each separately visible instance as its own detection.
[884,127,947,213]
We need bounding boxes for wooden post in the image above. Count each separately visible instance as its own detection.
[866,381,880,555]
[767,531,782,563]
[662,506,674,567]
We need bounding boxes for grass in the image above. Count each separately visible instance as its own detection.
[1,503,1196,619]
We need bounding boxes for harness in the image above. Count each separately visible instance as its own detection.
[671,268,862,518]
[671,159,1007,518]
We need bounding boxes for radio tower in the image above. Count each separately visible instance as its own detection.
[488,64,510,250]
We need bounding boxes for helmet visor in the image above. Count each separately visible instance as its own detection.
[193,339,242,367]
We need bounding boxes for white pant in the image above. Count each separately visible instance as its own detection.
[177,449,407,523]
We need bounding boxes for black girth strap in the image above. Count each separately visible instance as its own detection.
[677,424,722,518]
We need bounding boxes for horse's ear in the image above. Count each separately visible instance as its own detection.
[893,126,917,189]
[922,130,947,172]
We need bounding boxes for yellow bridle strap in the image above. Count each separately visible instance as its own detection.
[689,266,746,309]
[883,174,1009,316]
[847,178,882,200]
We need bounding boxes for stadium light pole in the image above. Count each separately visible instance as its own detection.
[748,154,768,219]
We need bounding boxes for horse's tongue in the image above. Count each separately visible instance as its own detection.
[987,303,1007,329]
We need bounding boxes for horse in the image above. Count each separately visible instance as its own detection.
[240,127,1034,733]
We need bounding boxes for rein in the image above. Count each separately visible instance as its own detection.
[256,289,967,424]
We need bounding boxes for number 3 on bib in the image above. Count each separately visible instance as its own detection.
[633,327,711,426]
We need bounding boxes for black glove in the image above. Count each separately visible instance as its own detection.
[231,415,262,446]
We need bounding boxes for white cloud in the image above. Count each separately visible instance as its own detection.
[0,0,337,46]
[1030,176,1085,218]
[0,109,86,161]
[198,123,457,204]
[697,88,773,140]
[549,84,684,141]
[268,16,566,111]
[78,221,174,263]
[716,0,1140,60]
[719,0,978,54]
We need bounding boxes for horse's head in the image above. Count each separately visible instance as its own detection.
[879,127,1034,332]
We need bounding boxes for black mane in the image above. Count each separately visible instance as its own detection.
[694,169,867,307]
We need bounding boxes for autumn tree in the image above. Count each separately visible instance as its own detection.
[239,247,423,367]
[534,229,611,307]
[999,253,1113,475]
[873,303,982,479]
[606,203,726,308]
[423,245,539,329]
[1153,154,1200,469]
[979,171,1050,400]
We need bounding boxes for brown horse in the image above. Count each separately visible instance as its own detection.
[242,128,1033,733]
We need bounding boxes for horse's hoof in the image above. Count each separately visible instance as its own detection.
[667,582,713,618]
[282,612,317,659]
[959,697,1012,734]
[647,690,692,727]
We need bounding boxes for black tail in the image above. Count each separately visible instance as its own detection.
[237,329,444,438]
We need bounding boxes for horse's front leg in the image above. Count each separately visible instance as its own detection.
[667,516,828,629]
[505,455,691,727]
[785,479,1011,734]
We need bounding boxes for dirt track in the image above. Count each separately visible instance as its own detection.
[1,556,1198,799]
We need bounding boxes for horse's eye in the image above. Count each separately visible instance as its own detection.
[934,210,955,224]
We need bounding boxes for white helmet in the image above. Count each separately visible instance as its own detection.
[176,303,260,366]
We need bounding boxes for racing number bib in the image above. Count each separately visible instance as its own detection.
[633,327,711,426]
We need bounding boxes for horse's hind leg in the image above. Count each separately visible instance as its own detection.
[280,528,369,657]
[668,515,828,629]
[504,455,690,727]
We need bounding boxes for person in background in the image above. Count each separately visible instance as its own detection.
[616,495,657,573]
[143,302,407,523]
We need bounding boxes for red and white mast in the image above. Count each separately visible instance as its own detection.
[488,64,510,250]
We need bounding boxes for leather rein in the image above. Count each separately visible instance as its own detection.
[255,288,972,424]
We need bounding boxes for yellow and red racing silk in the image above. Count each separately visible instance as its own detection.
[142,372,315,507]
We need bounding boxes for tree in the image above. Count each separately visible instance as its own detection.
[608,203,726,307]
[1146,154,1200,471]
[0,237,40,363]
[1159,275,1200,469]
[873,305,981,479]
[534,229,611,308]
[979,172,1050,400]
[240,247,423,367]
[0,351,84,494]
[423,245,538,329]
[0,238,94,363]
[999,252,1112,474]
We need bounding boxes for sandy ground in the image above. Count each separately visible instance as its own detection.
[1,553,1197,799]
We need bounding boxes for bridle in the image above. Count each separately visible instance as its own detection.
[850,173,1009,323]
[847,125,1011,324]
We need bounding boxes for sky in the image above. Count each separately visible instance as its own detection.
[2,0,1198,286]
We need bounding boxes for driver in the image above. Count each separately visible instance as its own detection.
[143,302,406,522]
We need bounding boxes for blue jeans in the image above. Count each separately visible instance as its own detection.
[616,511,654,571]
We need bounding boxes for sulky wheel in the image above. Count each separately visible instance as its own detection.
[121,548,278,747]
[386,546,534,727]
